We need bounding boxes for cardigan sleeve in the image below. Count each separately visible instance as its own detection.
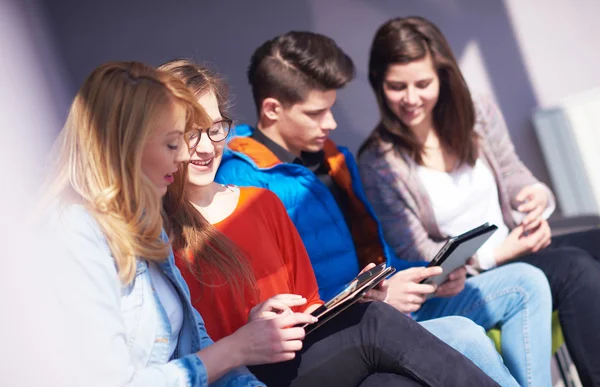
[475,95,555,212]
[358,156,446,263]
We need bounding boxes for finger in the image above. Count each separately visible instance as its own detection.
[270,294,307,304]
[363,289,387,302]
[403,302,423,313]
[406,266,443,282]
[542,238,552,249]
[406,282,437,295]
[258,299,295,314]
[279,339,304,353]
[359,263,376,275]
[375,279,389,291]
[531,228,549,253]
[407,293,426,304]
[437,280,464,296]
[276,312,318,329]
[515,187,531,202]
[267,296,308,310]
[517,200,537,213]
[258,311,278,319]
[522,216,542,232]
[279,327,307,341]
[447,266,467,281]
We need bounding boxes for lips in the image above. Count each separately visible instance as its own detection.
[164,174,174,184]
[190,156,214,171]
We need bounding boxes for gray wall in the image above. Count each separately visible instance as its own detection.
[41,0,600,188]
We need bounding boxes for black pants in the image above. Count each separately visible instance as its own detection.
[515,228,600,387]
[249,301,499,387]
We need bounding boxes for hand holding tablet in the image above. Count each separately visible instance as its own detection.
[421,223,498,288]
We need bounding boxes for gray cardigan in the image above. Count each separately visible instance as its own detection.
[358,95,554,263]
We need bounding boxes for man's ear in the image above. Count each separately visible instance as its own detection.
[261,98,282,121]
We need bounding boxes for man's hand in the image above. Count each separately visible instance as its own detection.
[435,266,467,297]
[385,266,443,313]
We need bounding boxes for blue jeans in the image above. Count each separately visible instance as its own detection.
[420,316,518,386]
[414,263,552,387]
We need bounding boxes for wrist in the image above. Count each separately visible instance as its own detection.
[493,246,507,265]
[221,331,247,368]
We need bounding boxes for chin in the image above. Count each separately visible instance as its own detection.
[188,175,216,188]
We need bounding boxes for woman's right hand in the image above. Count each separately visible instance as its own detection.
[232,311,318,365]
[248,294,308,321]
[494,219,552,265]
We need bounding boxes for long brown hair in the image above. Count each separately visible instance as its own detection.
[41,61,210,284]
[359,16,477,166]
[159,59,256,300]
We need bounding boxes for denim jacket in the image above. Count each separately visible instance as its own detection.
[40,204,262,387]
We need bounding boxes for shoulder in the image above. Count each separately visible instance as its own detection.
[38,203,119,289]
[238,186,286,212]
[472,93,501,137]
[42,204,107,249]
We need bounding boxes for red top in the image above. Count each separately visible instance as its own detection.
[175,186,323,341]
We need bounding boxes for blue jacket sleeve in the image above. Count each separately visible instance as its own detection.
[215,153,269,189]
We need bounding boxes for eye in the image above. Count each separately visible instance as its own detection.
[385,83,406,91]
[168,144,179,150]
[416,80,433,89]
[306,110,325,118]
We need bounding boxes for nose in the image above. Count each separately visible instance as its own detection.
[322,110,337,131]
[404,86,419,106]
[194,131,215,154]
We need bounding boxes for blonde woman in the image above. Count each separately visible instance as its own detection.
[34,61,291,386]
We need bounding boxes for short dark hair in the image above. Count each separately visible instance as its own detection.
[248,31,355,112]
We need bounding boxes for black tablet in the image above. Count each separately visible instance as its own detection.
[421,223,498,287]
[301,263,396,334]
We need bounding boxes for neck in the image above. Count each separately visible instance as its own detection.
[257,120,301,157]
[410,117,438,147]
[186,181,222,210]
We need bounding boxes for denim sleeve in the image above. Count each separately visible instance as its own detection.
[190,308,265,387]
[42,208,262,387]
[162,230,264,387]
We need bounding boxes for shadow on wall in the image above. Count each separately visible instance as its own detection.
[42,0,551,187]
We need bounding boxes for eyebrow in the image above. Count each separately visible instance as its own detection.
[166,129,185,136]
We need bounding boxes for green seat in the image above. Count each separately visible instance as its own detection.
[487,311,563,354]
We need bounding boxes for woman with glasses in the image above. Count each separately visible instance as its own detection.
[159,59,512,387]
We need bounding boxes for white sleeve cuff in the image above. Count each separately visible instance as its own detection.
[476,248,498,271]
[536,183,556,219]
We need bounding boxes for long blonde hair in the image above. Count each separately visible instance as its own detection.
[42,61,211,284]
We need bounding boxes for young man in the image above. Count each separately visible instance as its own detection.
[216,31,552,384]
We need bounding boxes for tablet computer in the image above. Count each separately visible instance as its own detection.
[301,263,396,334]
[421,223,498,288]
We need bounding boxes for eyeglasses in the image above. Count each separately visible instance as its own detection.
[185,117,232,148]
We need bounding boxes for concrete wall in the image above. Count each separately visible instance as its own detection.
[40,0,600,188]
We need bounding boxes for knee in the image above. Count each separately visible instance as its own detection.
[561,247,599,279]
[425,316,502,360]
[431,316,488,346]
[504,262,552,304]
